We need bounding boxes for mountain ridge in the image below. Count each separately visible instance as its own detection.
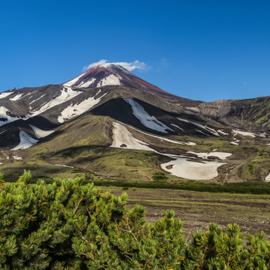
[0,61,269,182]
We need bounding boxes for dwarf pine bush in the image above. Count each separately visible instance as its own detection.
[0,174,269,269]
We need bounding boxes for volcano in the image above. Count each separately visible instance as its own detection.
[0,61,269,182]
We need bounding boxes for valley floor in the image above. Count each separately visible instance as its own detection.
[102,186,270,237]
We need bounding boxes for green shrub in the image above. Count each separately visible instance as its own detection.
[181,224,270,269]
[0,176,184,269]
[17,169,32,183]
[0,171,5,182]
[152,172,168,181]
[0,174,269,269]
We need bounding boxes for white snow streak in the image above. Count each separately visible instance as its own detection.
[10,93,23,101]
[31,87,81,116]
[186,106,200,112]
[171,123,183,131]
[29,94,46,104]
[58,92,106,123]
[218,129,229,136]
[77,78,96,88]
[128,125,196,146]
[177,117,219,136]
[125,98,172,133]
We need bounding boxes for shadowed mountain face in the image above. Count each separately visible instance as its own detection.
[0,62,269,182]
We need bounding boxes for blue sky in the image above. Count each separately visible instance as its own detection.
[0,0,270,101]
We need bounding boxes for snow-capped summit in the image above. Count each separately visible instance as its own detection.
[63,60,167,94]
[64,63,123,88]
[63,60,136,89]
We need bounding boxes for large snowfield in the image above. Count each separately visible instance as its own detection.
[161,157,225,180]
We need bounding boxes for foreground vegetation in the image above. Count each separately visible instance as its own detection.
[0,173,270,269]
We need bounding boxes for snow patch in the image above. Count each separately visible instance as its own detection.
[230,140,239,145]
[232,130,256,138]
[186,106,200,112]
[30,125,55,138]
[77,78,96,88]
[13,155,22,160]
[12,131,38,150]
[126,98,172,133]
[97,74,121,87]
[161,157,225,180]
[0,92,13,99]
[259,132,267,138]
[0,106,19,127]
[111,122,155,151]
[187,151,231,160]
[265,173,270,182]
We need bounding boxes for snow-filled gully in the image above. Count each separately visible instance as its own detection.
[125,98,172,134]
